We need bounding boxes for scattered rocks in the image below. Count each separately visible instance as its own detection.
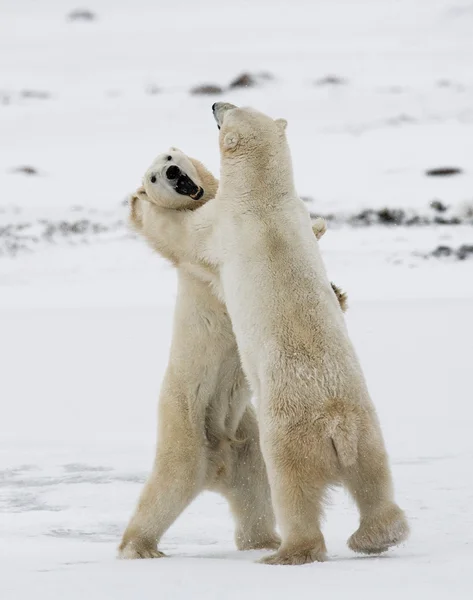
[190,72,273,96]
[425,167,463,177]
[309,204,473,228]
[348,208,413,227]
[432,215,461,225]
[67,9,96,21]
[190,84,224,96]
[0,216,125,257]
[430,244,473,260]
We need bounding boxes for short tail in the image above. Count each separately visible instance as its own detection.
[324,401,360,468]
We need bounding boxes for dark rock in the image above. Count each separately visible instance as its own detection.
[433,216,461,225]
[457,245,473,260]
[190,84,223,96]
[431,245,453,258]
[377,208,405,225]
[229,73,257,89]
[430,199,448,212]
[425,167,463,177]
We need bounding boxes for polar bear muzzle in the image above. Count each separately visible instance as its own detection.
[165,165,204,200]
[212,102,237,129]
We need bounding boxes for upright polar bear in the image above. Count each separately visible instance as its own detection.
[136,105,409,565]
[119,149,280,558]
[119,149,346,559]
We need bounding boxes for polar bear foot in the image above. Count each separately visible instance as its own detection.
[258,540,327,565]
[236,533,281,551]
[118,537,166,560]
[348,504,409,555]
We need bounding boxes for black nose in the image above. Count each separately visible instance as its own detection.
[212,102,217,112]
[150,175,157,183]
[166,165,181,180]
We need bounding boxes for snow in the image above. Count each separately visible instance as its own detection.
[1,1,473,598]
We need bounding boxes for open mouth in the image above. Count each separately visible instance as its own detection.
[165,165,204,200]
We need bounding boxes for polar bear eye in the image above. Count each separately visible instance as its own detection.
[150,175,157,183]
[167,155,172,161]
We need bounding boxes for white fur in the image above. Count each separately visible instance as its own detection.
[139,108,409,565]
[118,149,279,559]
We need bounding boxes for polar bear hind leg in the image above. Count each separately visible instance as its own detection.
[119,396,207,559]
[212,406,280,551]
[343,427,409,554]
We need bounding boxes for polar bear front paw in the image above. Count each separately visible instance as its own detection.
[118,537,166,560]
[258,539,327,565]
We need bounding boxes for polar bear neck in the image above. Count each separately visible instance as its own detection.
[218,143,297,210]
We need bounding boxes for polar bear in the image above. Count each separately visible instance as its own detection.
[135,106,409,565]
[119,149,279,558]
[119,149,346,559]
[209,103,409,565]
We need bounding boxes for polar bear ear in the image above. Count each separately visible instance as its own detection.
[169,146,182,153]
[223,132,239,150]
[275,118,288,131]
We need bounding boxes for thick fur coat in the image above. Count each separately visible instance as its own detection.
[119,149,280,559]
[135,106,409,565]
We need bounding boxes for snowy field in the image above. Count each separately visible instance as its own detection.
[1,1,473,598]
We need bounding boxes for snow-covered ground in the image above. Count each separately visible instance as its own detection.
[1,1,473,598]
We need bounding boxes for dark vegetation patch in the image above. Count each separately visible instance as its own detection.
[2,198,472,258]
[425,167,463,177]
[430,245,473,260]
[0,217,125,257]
[229,73,258,89]
[190,84,224,96]
[190,72,274,96]
[309,202,472,228]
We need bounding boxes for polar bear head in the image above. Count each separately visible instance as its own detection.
[212,102,288,158]
[130,148,218,230]
[142,148,217,210]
